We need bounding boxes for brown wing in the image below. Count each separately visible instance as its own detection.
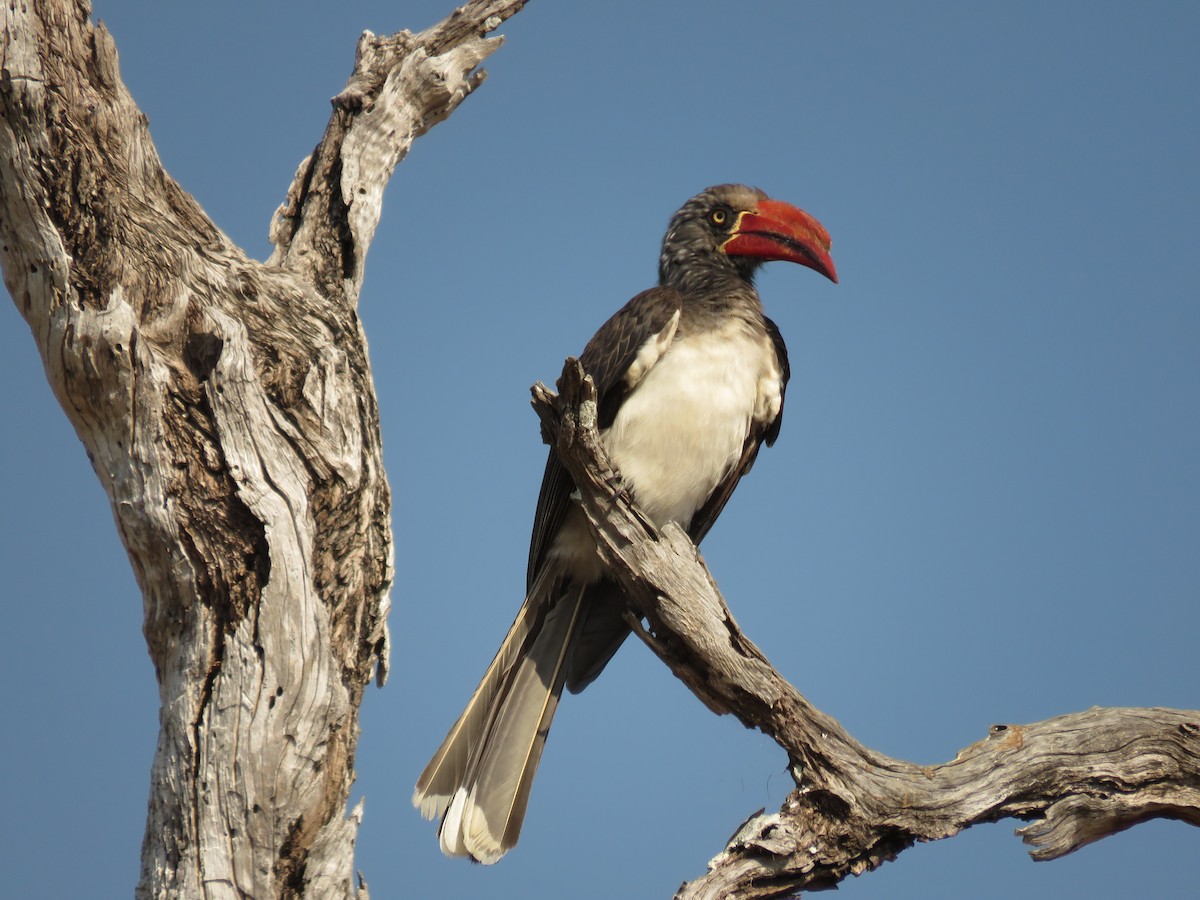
[526,286,684,589]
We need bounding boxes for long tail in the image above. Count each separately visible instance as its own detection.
[413,568,587,864]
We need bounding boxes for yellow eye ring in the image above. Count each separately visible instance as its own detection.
[709,208,730,228]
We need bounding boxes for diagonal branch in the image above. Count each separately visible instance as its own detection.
[268,0,526,305]
[532,358,1200,900]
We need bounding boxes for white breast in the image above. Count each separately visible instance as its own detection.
[602,320,781,529]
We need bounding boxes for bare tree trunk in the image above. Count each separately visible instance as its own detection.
[0,1,524,897]
[533,360,1200,900]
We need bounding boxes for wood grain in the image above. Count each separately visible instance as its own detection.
[0,2,524,896]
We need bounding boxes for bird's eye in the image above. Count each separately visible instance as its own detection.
[708,207,731,228]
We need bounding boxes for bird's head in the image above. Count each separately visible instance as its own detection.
[659,184,837,292]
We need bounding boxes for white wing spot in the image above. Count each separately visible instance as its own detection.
[623,309,680,388]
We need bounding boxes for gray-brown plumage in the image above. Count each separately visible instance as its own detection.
[413,184,837,863]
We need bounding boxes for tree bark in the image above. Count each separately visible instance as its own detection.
[0,1,524,897]
[532,359,1200,900]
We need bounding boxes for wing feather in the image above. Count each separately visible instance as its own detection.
[688,315,790,544]
[527,287,683,588]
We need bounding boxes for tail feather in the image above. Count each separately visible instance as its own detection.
[411,574,545,821]
[565,580,632,694]
[460,585,586,861]
[413,569,587,863]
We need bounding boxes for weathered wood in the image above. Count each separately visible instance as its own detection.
[532,359,1200,900]
[0,1,523,897]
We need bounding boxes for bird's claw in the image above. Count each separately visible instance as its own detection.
[600,467,631,508]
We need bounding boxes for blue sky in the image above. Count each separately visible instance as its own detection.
[2,2,1197,897]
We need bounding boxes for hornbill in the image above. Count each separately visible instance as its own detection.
[413,184,838,863]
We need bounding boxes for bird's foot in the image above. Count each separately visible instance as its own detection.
[599,468,633,508]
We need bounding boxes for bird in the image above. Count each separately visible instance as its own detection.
[413,183,837,863]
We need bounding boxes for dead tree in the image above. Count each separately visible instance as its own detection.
[1,2,1195,900]
[0,0,524,896]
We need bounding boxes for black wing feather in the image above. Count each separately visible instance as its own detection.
[526,287,684,589]
[762,315,790,448]
[688,314,790,545]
